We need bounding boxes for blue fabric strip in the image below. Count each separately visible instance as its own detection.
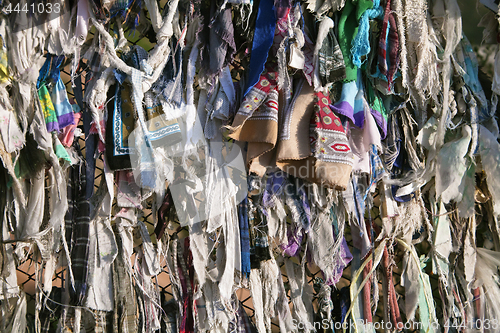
[238,197,251,277]
[243,0,276,97]
[37,54,65,89]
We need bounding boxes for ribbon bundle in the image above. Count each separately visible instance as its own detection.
[0,0,499,332]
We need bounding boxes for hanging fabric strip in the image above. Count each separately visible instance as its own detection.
[243,0,277,96]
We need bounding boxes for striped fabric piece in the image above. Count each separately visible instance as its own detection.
[386,14,400,86]
[318,28,346,85]
[378,0,400,88]
[248,183,272,269]
[112,225,138,333]
[284,176,311,232]
[81,310,112,333]
[378,0,391,76]
[229,301,258,333]
[64,142,91,306]
[366,144,386,201]
[39,288,62,333]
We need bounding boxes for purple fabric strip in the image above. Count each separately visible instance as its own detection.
[331,100,365,129]
[331,101,354,122]
[281,227,303,257]
[262,171,286,209]
[324,229,352,285]
[353,109,365,128]
[46,122,59,133]
[57,112,76,129]
[297,178,311,230]
[332,101,386,137]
